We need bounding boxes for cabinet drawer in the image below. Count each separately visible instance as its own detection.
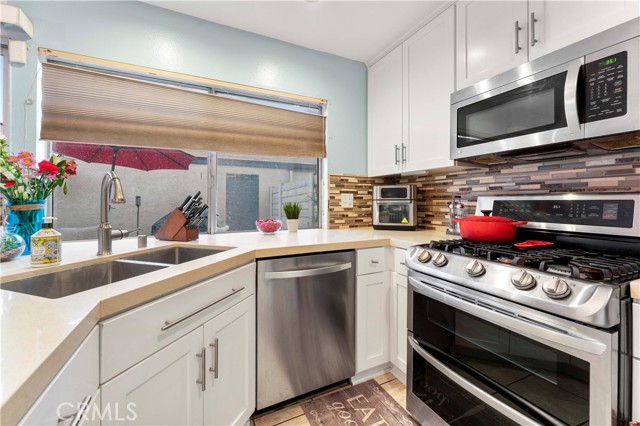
[356,248,387,276]
[20,328,99,426]
[392,248,407,276]
[101,262,256,383]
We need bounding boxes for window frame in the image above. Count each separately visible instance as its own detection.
[1,44,9,138]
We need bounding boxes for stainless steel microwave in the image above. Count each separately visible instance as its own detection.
[372,185,417,231]
[451,18,640,165]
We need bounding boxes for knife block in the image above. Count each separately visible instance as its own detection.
[154,208,199,241]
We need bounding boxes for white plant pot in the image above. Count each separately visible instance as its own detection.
[286,219,299,232]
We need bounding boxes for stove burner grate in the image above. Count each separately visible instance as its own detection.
[424,239,640,283]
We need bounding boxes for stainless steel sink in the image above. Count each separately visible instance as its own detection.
[121,246,227,264]
[0,260,169,299]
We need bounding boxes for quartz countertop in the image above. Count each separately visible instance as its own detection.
[0,228,446,425]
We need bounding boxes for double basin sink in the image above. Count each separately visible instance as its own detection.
[0,246,228,299]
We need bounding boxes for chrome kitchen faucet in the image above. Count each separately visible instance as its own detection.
[97,171,136,255]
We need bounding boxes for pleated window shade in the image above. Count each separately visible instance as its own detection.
[41,63,326,158]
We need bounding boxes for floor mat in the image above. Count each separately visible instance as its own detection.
[301,379,418,426]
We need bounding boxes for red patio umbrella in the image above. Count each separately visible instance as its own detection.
[52,142,196,171]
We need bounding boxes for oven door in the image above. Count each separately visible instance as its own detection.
[407,272,617,426]
[451,58,584,161]
[373,201,416,227]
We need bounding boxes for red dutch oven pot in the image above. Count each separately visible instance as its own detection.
[452,214,528,244]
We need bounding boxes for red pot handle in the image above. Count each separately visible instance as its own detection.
[511,221,528,226]
[452,218,461,223]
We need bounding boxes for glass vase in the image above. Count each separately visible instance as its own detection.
[0,226,26,261]
[6,200,46,255]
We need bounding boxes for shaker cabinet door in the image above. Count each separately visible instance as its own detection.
[368,45,403,177]
[403,5,455,173]
[456,0,528,89]
[528,0,640,60]
[101,328,204,426]
[203,296,256,426]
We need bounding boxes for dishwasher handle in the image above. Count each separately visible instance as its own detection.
[264,262,352,280]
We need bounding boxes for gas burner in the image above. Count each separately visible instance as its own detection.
[423,239,640,284]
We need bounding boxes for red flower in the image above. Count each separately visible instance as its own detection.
[38,160,60,175]
[64,160,77,175]
[4,181,16,188]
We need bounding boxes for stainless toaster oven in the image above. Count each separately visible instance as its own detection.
[372,185,417,231]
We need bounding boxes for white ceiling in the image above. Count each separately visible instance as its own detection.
[143,1,448,64]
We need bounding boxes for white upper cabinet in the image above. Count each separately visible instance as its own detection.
[368,5,455,177]
[368,45,404,176]
[403,5,456,172]
[457,0,640,89]
[528,0,640,60]
[456,0,529,89]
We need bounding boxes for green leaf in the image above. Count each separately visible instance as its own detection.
[63,182,68,195]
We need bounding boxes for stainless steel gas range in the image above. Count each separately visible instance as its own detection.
[406,193,639,426]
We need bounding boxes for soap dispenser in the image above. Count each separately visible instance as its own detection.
[30,216,62,267]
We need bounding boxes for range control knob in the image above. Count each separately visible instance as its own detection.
[465,259,485,277]
[417,250,432,263]
[432,252,448,267]
[511,270,536,290]
[542,277,571,299]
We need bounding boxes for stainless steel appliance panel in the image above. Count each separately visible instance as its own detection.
[407,272,617,426]
[451,58,584,160]
[257,251,355,410]
[585,37,640,138]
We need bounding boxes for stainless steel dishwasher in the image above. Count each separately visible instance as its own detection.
[256,250,355,410]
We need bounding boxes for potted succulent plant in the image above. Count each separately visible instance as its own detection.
[282,202,302,233]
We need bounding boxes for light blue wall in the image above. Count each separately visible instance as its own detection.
[8,1,368,174]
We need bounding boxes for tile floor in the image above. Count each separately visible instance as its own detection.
[250,372,406,426]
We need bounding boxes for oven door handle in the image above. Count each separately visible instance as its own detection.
[410,277,609,356]
[408,336,545,426]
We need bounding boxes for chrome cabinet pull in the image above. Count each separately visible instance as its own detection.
[401,143,407,164]
[196,347,206,391]
[58,395,92,426]
[264,262,352,280]
[515,21,522,53]
[394,145,400,165]
[209,338,219,379]
[161,287,245,331]
[530,12,538,47]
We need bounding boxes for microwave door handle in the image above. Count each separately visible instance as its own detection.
[564,59,583,134]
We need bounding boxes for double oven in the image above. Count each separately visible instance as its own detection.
[405,194,639,426]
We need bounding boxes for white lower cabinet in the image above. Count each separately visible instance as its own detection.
[390,272,408,375]
[203,296,255,426]
[97,263,256,426]
[101,328,204,425]
[101,294,256,426]
[356,268,390,373]
[20,327,99,426]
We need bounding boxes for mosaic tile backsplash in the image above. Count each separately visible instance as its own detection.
[328,151,640,232]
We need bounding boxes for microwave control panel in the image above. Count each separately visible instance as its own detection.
[585,50,627,122]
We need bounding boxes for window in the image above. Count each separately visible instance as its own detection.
[51,147,322,239]
[212,153,320,233]
[1,45,8,136]
[45,57,325,239]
